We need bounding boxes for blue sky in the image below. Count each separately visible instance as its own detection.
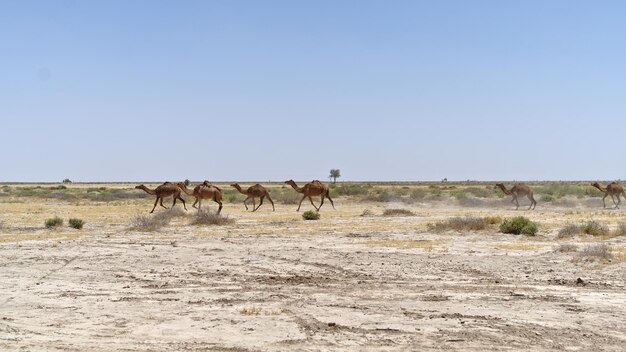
[1,1,625,182]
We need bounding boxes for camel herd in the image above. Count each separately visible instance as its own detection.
[135,180,334,214]
[134,180,626,214]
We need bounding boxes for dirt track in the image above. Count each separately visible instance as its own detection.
[0,188,625,351]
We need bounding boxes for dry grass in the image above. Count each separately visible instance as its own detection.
[554,243,578,252]
[582,221,610,237]
[360,209,375,217]
[382,208,415,217]
[129,212,173,232]
[574,243,613,262]
[611,247,626,262]
[240,306,262,315]
[190,210,234,226]
[427,216,497,233]
[496,244,540,251]
[557,224,582,239]
[361,239,440,251]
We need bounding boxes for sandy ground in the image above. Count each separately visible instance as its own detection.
[0,184,625,351]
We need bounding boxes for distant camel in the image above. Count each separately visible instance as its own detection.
[231,183,275,212]
[495,183,537,210]
[284,179,335,212]
[135,182,187,213]
[591,182,626,209]
[176,182,223,214]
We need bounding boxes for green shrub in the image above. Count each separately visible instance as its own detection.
[45,217,64,228]
[68,218,85,229]
[582,221,609,237]
[302,210,320,220]
[499,216,538,235]
[540,194,554,202]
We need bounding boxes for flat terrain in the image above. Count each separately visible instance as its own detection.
[0,183,625,351]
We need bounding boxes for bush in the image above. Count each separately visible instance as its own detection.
[427,217,492,232]
[190,210,234,225]
[68,218,85,229]
[302,210,320,220]
[499,216,538,235]
[557,224,582,239]
[130,213,172,232]
[45,217,64,228]
[582,221,610,237]
[540,194,554,202]
[615,223,626,236]
[382,208,414,217]
[554,243,578,252]
[575,244,613,262]
[360,209,374,217]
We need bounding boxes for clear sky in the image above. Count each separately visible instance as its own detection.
[1,1,625,182]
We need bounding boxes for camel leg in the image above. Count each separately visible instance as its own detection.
[215,200,222,215]
[308,196,320,211]
[297,195,307,211]
[253,197,264,212]
[160,197,169,209]
[252,198,256,211]
[512,196,519,210]
[528,194,536,210]
[178,196,187,210]
[611,194,618,208]
[616,194,621,209]
[318,195,325,211]
[243,196,250,211]
[266,194,275,211]
[192,198,199,209]
[602,194,607,208]
[150,197,160,213]
[326,192,336,209]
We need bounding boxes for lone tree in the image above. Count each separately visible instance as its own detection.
[62,178,72,184]
[329,169,341,184]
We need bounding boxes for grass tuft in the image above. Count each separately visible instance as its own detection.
[190,210,234,226]
[554,243,578,252]
[45,217,64,229]
[68,218,85,230]
[574,244,613,262]
[427,216,496,232]
[382,208,415,217]
[302,210,320,220]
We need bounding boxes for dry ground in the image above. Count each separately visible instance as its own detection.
[0,183,625,351]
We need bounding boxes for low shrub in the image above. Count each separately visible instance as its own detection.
[45,217,63,228]
[554,243,578,252]
[582,221,610,237]
[68,218,85,229]
[557,224,582,239]
[302,210,320,220]
[382,208,414,217]
[574,244,612,262]
[360,209,374,217]
[427,216,497,232]
[130,213,172,231]
[540,194,554,202]
[499,216,538,235]
[190,210,234,225]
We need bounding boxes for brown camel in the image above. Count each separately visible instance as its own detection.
[284,179,335,212]
[230,183,275,212]
[176,182,223,214]
[135,182,187,213]
[591,182,626,209]
[495,183,537,210]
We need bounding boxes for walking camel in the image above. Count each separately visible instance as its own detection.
[135,182,187,213]
[176,182,223,214]
[495,183,537,210]
[284,179,335,211]
[230,183,275,212]
[591,182,626,209]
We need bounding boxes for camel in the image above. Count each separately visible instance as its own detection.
[284,179,335,212]
[135,182,187,213]
[176,182,223,214]
[230,183,275,212]
[591,182,626,209]
[495,183,537,210]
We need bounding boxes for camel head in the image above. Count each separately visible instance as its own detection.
[494,183,504,189]
[175,182,188,189]
[135,185,144,189]
[230,183,240,188]
[202,180,212,186]
[284,179,295,185]
[591,182,601,188]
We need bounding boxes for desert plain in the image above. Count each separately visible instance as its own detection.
[0,182,624,351]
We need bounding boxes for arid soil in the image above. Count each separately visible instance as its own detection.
[0,183,625,351]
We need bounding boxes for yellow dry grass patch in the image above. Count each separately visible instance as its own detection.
[0,232,83,243]
[610,247,626,262]
[360,239,443,251]
[496,243,541,251]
